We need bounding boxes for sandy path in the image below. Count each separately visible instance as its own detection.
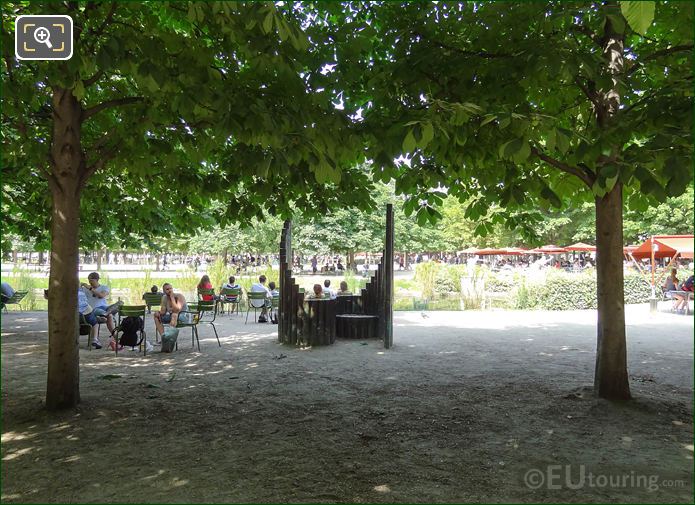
[1,306,692,503]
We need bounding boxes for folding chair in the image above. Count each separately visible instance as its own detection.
[270,293,280,321]
[113,305,147,356]
[245,292,269,324]
[143,292,164,314]
[176,304,202,351]
[197,300,221,347]
[1,290,28,312]
[219,287,242,316]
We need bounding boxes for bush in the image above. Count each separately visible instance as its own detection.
[433,269,457,296]
[511,270,656,310]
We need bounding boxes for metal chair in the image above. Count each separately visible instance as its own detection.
[113,305,147,356]
[197,300,221,347]
[142,292,164,314]
[218,287,242,315]
[245,292,269,324]
[176,304,202,351]
[1,290,28,312]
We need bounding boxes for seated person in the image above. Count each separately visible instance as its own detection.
[337,281,352,296]
[1,281,15,304]
[154,283,190,338]
[221,276,241,295]
[268,281,279,297]
[664,268,686,312]
[80,272,121,347]
[250,275,272,322]
[674,274,694,313]
[78,287,100,349]
[197,275,215,301]
[142,285,161,300]
[308,283,327,299]
[336,259,344,271]
[323,279,336,299]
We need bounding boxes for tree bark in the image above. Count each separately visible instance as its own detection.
[593,183,631,400]
[589,3,631,400]
[96,249,103,270]
[46,88,84,410]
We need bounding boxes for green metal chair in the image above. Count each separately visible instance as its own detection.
[218,287,242,316]
[142,292,164,314]
[113,305,147,356]
[197,300,221,347]
[270,293,280,321]
[245,292,270,324]
[176,303,202,351]
[197,288,216,302]
[1,290,28,312]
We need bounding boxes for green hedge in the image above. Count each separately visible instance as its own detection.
[512,270,655,310]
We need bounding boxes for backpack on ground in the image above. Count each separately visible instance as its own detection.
[119,316,143,347]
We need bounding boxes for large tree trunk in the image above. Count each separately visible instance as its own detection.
[590,4,630,401]
[593,183,631,400]
[46,88,84,410]
[96,249,103,270]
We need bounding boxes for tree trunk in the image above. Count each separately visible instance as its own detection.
[46,88,84,410]
[39,251,45,265]
[593,183,631,400]
[12,250,17,263]
[155,254,161,272]
[96,249,103,270]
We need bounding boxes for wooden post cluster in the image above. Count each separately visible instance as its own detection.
[279,221,305,345]
[278,204,394,348]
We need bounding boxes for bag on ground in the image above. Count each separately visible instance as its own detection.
[161,327,179,353]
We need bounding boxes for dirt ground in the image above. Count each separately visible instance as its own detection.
[1,306,693,503]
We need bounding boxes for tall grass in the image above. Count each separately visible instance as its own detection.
[459,265,486,310]
[414,261,440,300]
[117,270,153,304]
[7,266,38,310]
[177,266,199,297]
[208,258,232,291]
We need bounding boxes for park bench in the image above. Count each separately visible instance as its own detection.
[1,290,29,312]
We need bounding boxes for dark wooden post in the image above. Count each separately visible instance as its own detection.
[384,203,394,348]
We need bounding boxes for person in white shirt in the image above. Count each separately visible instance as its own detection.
[323,279,336,299]
[80,272,120,345]
[250,275,272,322]
[78,288,99,349]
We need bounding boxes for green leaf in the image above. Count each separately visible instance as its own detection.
[592,180,608,198]
[545,129,556,153]
[502,138,522,159]
[420,122,434,148]
[480,114,497,127]
[555,130,570,155]
[72,80,85,100]
[511,140,531,164]
[262,11,274,34]
[620,1,655,35]
[540,186,562,208]
[402,129,417,153]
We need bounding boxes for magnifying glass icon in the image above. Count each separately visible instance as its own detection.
[34,27,53,48]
